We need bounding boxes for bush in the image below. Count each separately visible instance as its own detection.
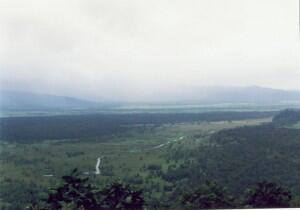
[181,181,235,209]
[243,181,292,208]
[98,183,144,210]
[28,169,144,210]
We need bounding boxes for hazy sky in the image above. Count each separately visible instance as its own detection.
[0,0,299,101]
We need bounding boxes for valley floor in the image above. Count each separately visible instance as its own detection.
[0,117,271,209]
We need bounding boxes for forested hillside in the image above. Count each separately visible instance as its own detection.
[272,109,300,125]
[160,111,300,199]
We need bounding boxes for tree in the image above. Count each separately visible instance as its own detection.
[98,182,144,210]
[181,181,235,209]
[46,169,98,210]
[28,169,144,210]
[243,181,292,208]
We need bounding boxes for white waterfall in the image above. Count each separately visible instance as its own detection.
[95,157,101,175]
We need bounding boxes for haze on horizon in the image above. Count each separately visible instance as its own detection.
[0,0,299,102]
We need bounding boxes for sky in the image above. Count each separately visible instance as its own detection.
[0,0,299,101]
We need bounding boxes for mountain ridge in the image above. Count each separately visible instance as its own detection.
[1,86,300,110]
[0,90,102,110]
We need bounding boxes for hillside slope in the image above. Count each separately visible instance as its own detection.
[0,90,101,110]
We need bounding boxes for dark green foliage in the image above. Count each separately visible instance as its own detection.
[208,124,300,194]
[0,112,275,142]
[147,164,161,171]
[98,183,144,210]
[243,181,292,208]
[4,109,300,209]
[46,169,98,210]
[28,172,295,210]
[125,174,144,185]
[30,169,144,210]
[0,181,46,210]
[163,123,300,196]
[272,109,300,126]
[162,166,189,182]
[181,181,235,209]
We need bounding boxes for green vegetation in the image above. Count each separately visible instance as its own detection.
[162,124,300,197]
[272,109,300,126]
[288,122,300,129]
[181,181,235,209]
[0,111,275,142]
[1,110,300,209]
[243,181,292,208]
[28,168,144,210]
[28,172,294,209]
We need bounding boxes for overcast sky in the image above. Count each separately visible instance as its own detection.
[0,0,299,101]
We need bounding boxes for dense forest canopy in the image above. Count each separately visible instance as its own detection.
[0,111,275,142]
[28,171,294,209]
[157,111,300,199]
[272,109,300,125]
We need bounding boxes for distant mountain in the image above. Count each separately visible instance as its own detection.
[194,86,300,104]
[1,86,300,111]
[0,90,103,111]
[148,86,300,104]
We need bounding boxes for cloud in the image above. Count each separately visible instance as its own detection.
[0,0,299,101]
